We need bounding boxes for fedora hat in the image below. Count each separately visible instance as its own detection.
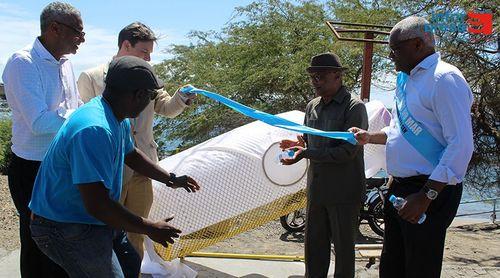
[306,53,347,72]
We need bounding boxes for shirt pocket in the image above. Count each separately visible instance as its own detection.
[324,119,345,131]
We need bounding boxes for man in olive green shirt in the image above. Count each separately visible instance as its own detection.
[281,53,368,278]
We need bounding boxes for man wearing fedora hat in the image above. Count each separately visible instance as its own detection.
[280,53,368,277]
[28,56,200,277]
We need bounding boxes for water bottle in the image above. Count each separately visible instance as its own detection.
[277,149,295,163]
[388,195,426,224]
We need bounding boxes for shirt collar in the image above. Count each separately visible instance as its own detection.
[410,52,440,76]
[33,37,68,64]
[321,86,349,105]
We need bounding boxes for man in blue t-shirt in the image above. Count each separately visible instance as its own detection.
[29,56,200,277]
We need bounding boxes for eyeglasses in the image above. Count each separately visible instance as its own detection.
[389,38,415,55]
[54,20,85,38]
[309,71,340,82]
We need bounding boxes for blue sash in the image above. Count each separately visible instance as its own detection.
[180,85,357,145]
[395,72,444,166]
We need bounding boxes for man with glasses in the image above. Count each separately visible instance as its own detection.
[29,56,200,277]
[280,53,368,277]
[2,2,85,277]
[77,21,194,265]
[350,16,473,277]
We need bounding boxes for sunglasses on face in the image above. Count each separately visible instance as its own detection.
[54,20,85,38]
[309,71,341,82]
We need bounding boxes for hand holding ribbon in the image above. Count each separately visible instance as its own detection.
[180,85,358,145]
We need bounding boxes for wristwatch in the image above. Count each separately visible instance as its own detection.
[423,185,438,200]
[168,173,177,184]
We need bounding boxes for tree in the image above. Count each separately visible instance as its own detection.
[154,0,390,153]
[154,0,498,194]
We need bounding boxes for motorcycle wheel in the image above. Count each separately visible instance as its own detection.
[367,197,385,237]
[280,208,306,232]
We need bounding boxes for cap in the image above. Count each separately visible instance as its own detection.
[105,55,164,92]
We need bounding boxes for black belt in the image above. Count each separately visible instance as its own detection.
[392,175,430,184]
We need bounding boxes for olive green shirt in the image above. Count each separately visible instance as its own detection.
[301,86,368,204]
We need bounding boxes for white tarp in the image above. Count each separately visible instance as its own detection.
[142,102,391,275]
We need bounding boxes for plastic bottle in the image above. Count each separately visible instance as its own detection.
[388,195,427,224]
[277,149,295,163]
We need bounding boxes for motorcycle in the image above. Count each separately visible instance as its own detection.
[280,177,389,237]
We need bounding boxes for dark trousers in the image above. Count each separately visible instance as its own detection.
[379,176,462,278]
[305,202,360,278]
[8,154,68,278]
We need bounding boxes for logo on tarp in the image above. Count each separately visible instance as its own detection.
[424,11,493,36]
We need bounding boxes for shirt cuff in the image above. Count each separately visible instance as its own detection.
[299,148,315,160]
[381,126,390,135]
[176,91,192,105]
[57,107,76,119]
[429,165,460,185]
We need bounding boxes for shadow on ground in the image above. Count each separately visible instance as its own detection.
[279,226,383,245]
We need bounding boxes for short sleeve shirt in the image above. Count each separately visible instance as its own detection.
[29,96,134,225]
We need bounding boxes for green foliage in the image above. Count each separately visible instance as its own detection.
[154,0,393,156]
[429,0,499,196]
[0,119,12,174]
[153,0,498,194]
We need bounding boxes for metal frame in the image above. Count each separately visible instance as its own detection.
[326,21,392,102]
[456,197,498,222]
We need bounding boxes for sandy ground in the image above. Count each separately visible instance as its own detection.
[0,175,20,257]
[1,175,499,277]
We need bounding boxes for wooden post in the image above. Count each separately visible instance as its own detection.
[360,32,374,102]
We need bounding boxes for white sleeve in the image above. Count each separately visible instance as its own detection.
[429,72,474,184]
[3,56,65,135]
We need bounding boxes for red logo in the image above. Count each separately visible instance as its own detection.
[467,12,493,35]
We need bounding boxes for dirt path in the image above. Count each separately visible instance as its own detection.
[0,175,19,255]
[1,174,498,277]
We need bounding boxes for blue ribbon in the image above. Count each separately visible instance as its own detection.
[395,72,444,166]
[180,85,357,145]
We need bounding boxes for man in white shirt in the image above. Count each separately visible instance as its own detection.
[2,2,84,277]
[350,16,473,278]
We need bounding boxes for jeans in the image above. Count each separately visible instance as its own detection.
[113,230,142,278]
[30,215,124,278]
[8,154,68,277]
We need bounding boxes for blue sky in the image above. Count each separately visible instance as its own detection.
[0,0,255,79]
[0,0,394,104]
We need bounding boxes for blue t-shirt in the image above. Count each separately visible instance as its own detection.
[29,96,134,225]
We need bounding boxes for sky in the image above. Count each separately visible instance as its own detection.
[0,0,255,80]
[0,0,394,104]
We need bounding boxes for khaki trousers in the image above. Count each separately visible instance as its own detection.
[120,173,154,258]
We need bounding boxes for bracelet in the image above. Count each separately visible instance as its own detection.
[168,173,176,184]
